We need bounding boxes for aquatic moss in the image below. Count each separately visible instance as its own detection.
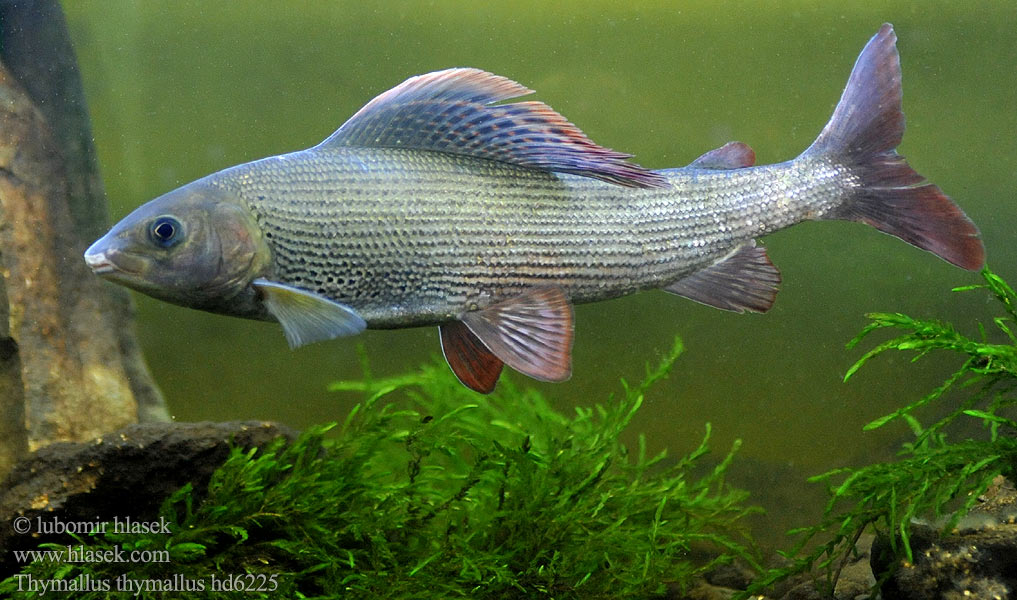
[744,267,1017,597]
[1,337,759,599]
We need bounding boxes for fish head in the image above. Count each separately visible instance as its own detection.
[84,181,271,311]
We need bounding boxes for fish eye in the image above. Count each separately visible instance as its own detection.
[149,216,182,248]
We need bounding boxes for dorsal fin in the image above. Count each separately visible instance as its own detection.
[689,141,756,169]
[316,68,667,188]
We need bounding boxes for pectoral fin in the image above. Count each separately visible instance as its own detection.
[458,286,574,384]
[440,321,504,394]
[254,279,367,349]
[663,241,781,313]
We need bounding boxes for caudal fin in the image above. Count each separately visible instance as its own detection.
[804,24,984,270]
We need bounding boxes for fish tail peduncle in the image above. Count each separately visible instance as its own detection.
[803,23,984,271]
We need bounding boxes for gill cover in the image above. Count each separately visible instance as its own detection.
[84,181,272,314]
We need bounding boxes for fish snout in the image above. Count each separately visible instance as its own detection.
[83,238,118,276]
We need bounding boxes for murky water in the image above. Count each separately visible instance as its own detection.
[62,1,1017,544]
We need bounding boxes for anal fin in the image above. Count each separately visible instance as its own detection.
[440,321,504,394]
[663,241,781,313]
[459,286,574,384]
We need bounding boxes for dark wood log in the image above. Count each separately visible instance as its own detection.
[0,0,166,480]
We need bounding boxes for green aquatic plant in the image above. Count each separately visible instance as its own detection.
[2,337,759,599]
[744,266,1017,597]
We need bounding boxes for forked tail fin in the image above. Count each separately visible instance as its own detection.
[804,23,984,270]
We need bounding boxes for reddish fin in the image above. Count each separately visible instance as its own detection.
[663,241,780,313]
[316,68,667,188]
[440,321,504,394]
[460,287,573,383]
[689,141,755,169]
[806,24,905,159]
[804,24,984,271]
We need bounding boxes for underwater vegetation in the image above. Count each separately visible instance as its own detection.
[6,268,1015,598]
[0,339,758,599]
[745,266,1017,596]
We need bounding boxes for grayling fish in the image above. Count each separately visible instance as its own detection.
[85,24,983,393]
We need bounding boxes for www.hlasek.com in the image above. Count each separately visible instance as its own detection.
[10,515,280,595]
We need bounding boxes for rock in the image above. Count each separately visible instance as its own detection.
[707,561,756,590]
[682,579,741,600]
[872,476,1017,600]
[673,536,876,600]
[671,561,760,600]
[0,420,296,578]
[832,533,877,599]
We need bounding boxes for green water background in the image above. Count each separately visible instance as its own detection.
[62,1,1016,542]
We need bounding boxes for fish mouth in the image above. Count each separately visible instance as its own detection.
[83,246,142,279]
[83,244,167,297]
[83,249,118,275]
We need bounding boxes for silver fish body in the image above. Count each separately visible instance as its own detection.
[212,149,842,327]
[84,24,984,393]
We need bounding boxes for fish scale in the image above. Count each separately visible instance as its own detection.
[84,25,983,392]
[217,147,845,327]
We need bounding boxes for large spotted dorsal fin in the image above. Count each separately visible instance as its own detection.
[316,68,667,188]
